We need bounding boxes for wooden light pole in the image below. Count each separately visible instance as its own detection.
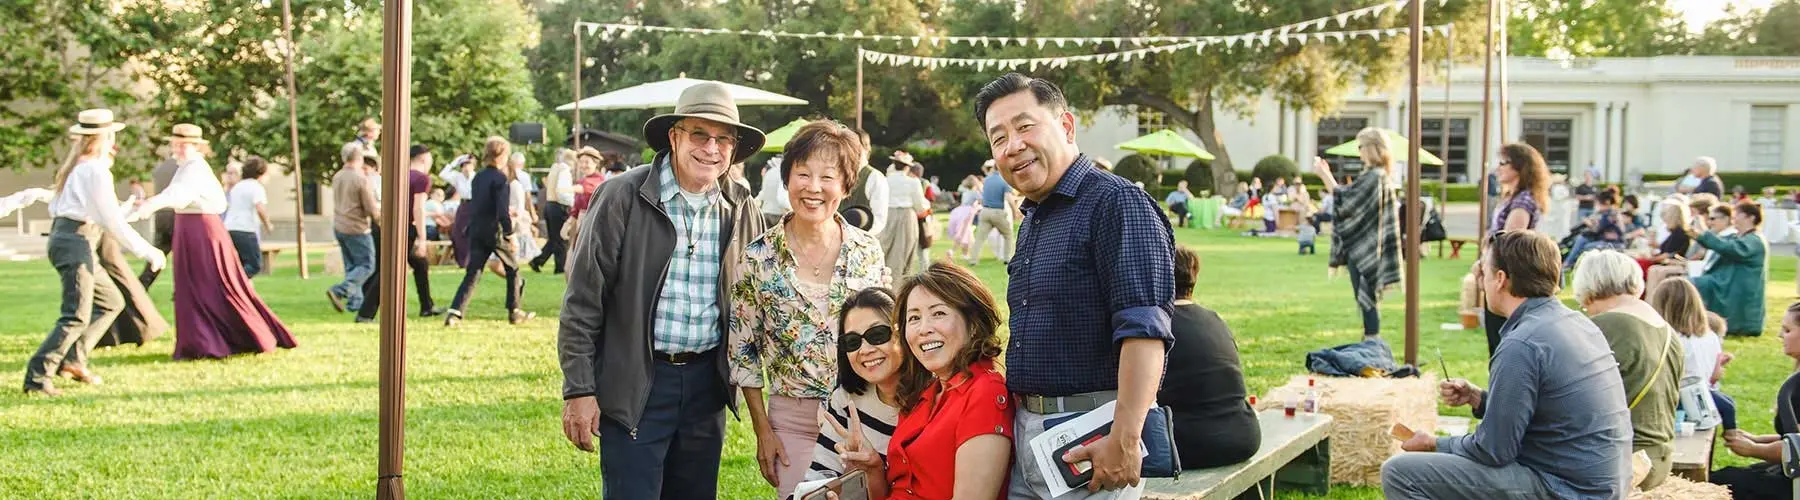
[375,0,412,496]
[1478,0,1495,244]
[280,0,307,278]
[1403,0,1424,367]
[855,46,864,130]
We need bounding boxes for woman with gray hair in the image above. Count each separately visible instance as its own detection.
[1571,249,1684,490]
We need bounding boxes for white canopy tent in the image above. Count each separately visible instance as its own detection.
[556,76,807,111]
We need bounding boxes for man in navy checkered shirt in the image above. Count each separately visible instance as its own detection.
[976,73,1177,499]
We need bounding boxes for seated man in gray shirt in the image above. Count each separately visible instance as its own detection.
[1383,230,1633,500]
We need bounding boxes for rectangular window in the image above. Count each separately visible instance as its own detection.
[1750,105,1786,172]
[1317,116,1371,175]
[1422,118,1471,182]
[1522,118,1573,175]
[302,181,321,215]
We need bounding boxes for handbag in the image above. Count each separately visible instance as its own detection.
[1420,208,1447,243]
[1044,406,1182,479]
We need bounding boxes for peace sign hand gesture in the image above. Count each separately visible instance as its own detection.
[822,399,884,475]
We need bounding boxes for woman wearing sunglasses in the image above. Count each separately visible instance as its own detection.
[730,120,893,499]
[878,261,1012,500]
[792,287,906,499]
[1479,143,1550,357]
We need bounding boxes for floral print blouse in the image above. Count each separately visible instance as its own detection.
[730,214,893,399]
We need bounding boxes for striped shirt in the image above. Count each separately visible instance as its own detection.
[804,389,900,484]
[651,162,725,354]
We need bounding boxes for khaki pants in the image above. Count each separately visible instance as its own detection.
[976,207,1016,263]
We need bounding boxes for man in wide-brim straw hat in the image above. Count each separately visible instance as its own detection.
[24,109,164,396]
[557,81,768,498]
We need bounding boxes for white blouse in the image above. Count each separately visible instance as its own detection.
[138,158,228,215]
[48,158,159,259]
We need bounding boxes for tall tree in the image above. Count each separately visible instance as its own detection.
[524,0,960,151]
[0,0,149,174]
[935,0,1483,195]
[1692,0,1800,56]
[1506,0,1692,57]
[99,0,372,171]
[241,0,544,184]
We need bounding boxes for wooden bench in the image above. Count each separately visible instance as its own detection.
[424,240,454,266]
[1671,426,1717,482]
[1443,237,1478,259]
[1144,409,1333,500]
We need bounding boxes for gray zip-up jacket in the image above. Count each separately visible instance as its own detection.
[557,151,764,431]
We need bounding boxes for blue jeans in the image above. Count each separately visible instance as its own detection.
[331,231,375,310]
[598,354,727,499]
[1563,235,1620,269]
[1714,389,1738,430]
[1346,265,1381,336]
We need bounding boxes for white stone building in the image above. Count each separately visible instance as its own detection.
[1077,55,1800,183]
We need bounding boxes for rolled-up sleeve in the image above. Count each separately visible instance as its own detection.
[1094,185,1176,344]
[557,183,623,400]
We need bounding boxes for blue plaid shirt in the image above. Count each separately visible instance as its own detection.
[1005,154,1176,396]
[652,161,725,354]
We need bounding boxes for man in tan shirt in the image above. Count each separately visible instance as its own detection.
[326,143,381,312]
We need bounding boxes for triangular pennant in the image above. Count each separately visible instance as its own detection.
[910,36,921,47]
[1054,38,1066,48]
[1336,13,1352,28]
[1072,38,1087,47]
[1331,32,1346,43]
[1037,38,1048,49]
[1130,37,1146,47]
[584,23,598,36]
[930,37,942,46]
[1259,34,1271,46]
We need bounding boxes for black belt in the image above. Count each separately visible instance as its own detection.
[653,350,712,365]
[51,217,91,232]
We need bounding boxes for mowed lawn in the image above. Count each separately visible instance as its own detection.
[1,227,1795,498]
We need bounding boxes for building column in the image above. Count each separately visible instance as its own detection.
[1620,101,1634,181]
[1591,103,1609,179]
[1508,101,1525,144]
[1786,104,1800,170]
[1387,99,1402,131]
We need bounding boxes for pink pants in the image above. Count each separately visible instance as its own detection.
[770,394,823,499]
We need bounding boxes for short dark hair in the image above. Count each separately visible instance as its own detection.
[973,73,1068,129]
[835,287,898,396]
[1596,187,1620,206]
[1712,204,1734,221]
[854,128,871,149]
[1735,201,1764,226]
[1485,231,1562,298]
[1173,245,1199,299]
[241,156,268,180]
[409,144,430,159]
[781,120,864,194]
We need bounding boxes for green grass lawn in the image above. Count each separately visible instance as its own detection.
[0,228,1794,498]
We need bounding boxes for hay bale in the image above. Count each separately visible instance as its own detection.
[1631,475,1730,500]
[1254,375,1439,487]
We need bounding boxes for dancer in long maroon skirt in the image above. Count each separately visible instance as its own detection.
[128,124,296,359]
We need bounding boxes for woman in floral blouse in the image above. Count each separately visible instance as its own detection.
[730,120,892,499]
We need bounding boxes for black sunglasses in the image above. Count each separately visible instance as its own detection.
[839,325,894,353]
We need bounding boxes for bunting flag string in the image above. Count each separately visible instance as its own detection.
[576,0,1421,48]
[855,24,1453,71]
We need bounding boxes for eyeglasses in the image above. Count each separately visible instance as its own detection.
[839,325,894,353]
[1497,160,1512,167]
[676,126,739,151]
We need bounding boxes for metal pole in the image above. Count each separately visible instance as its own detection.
[855,46,864,130]
[1478,0,1494,245]
[1438,24,1452,258]
[376,0,412,496]
[1498,0,1510,141]
[280,0,308,279]
[573,20,583,150]
[1404,0,1424,368]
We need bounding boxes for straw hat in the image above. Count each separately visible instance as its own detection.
[69,109,126,135]
[577,146,603,162]
[642,82,767,163]
[166,123,209,145]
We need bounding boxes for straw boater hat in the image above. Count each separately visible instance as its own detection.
[69,109,126,135]
[642,82,766,164]
[577,146,602,162]
[166,123,209,145]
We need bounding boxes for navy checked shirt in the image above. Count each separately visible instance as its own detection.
[1004,154,1176,397]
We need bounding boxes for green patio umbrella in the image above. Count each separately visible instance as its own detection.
[1115,129,1215,161]
[1322,128,1444,166]
[760,118,812,153]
